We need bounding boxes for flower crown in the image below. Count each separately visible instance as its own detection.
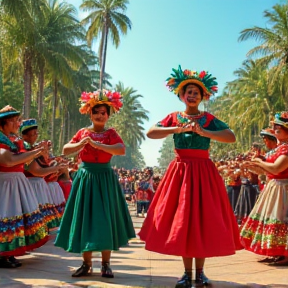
[79,89,123,114]
[166,65,218,100]
[273,111,288,128]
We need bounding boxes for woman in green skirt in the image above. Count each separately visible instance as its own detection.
[54,90,135,277]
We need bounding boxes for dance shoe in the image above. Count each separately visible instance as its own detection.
[71,262,92,277]
[268,256,288,266]
[175,272,192,288]
[101,262,114,278]
[195,271,210,286]
[258,256,277,263]
[0,256,22,268]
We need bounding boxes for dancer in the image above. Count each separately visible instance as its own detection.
[240,112,288,266]
[54,90,135,277]
[0,106,48,268]
[138,65,242,287]
[20,119,66,228]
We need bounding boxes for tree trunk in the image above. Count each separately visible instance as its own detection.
[67,110,70,142]
[51,78,58,153]
[0,49,3,100]
[23,50,32,118]
[99,23,109,91]
[37,66,45,118]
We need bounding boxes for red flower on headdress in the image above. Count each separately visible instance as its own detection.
[183,69,191,76]
[198,71,206,79]
[80,92,91,102]
[211,86,218,92]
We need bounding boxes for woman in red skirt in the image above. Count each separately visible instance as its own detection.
[138,65,242,287]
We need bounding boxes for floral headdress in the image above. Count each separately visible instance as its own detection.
[271,111,288,129]
[166,65,218,100]
[79,89,123,115]
[20,119,38,134]
[0,105,20,119]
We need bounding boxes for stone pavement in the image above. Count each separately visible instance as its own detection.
[0,205,288,288]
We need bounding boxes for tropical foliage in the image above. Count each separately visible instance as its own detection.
[1,1,288,167]
[80,0,132,90]
[157,3,288,163]
[0,0,148,168]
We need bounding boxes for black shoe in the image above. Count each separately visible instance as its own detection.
[71,262,92,277]
[0,257,20,268]
[195,271,209,286]
[258,256,277,263]
[8,256,22,267]
[175,272,192,288]
[101,262,114,278]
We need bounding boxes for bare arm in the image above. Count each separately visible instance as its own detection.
[0,147,45,167]
[251,155,288,175]
[89,141,125,155]
[27,159,61,177]
[146,125,192,139]
[62,136,91,156]
[199,129,236,143]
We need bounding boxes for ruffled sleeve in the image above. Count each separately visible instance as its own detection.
[108,128,124,145]
[70,128,85,143]
[156,112,177,127]
[0,143,10,150]
[277,144,288,157]
[206,114,229,131]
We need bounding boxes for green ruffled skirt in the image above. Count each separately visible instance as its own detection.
[54,162,135,253]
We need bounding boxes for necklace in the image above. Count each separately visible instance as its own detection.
[87,127,106,133]
[178,111,204,126]
[183,111,202,117]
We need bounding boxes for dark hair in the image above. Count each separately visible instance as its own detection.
[91,104,111,116]
[181,83,204,99]
[0,115,18,128]
[262,135,277,142]
[22,126,38,135]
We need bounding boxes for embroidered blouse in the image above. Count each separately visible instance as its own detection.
[71,128,124,163]
[156,111,229,150]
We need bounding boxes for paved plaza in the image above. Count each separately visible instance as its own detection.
[0,206,288,288]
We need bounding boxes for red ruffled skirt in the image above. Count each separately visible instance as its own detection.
[138,149,243,258]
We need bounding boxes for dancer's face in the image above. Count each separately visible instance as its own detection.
[22,128,39,145]
[4,116,21,134]
[273,124,288,142]
[90,105,109,125]
[180,84,202,108]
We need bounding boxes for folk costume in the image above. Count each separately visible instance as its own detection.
[20,119,62,229]
[0,107,48,262]
[240,112,288,258]
[139,66,242,258]
[234,172,259,225]
[55,90,135,255]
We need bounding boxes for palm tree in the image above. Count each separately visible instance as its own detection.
[108,82,149,168]
[157,135,175,170]
[80,0,132,89]
[209,59,285,153]
[108,82,149,149]
[0,0,47,117]
[238,3,288,106]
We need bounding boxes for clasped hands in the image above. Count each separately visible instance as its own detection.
[79,136,101,149]
[176,120,205,136]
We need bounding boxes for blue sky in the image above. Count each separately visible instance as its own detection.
[69,0,283,166]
